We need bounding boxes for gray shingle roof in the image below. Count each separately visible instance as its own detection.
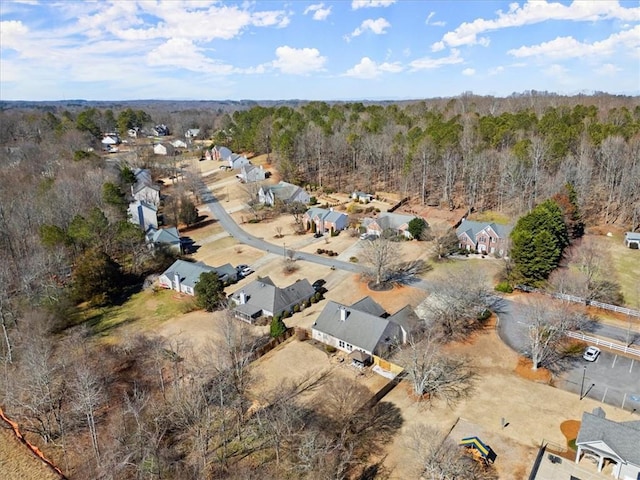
[350,297,387,317]
[306,207,347,224]
[576,411,640,466]
[313,300,403,354]
[230,276,314,317]
[625,232,640,241]
[456,219,512,239]
[162,259,217,289]
[147,227,180,245]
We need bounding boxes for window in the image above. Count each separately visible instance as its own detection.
[346,344,353,351]
[338,340,345,349]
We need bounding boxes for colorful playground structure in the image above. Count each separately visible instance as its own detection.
[459,436,498,464]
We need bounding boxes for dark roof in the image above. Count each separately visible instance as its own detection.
[230,276,314,316]
[576,411,640,466]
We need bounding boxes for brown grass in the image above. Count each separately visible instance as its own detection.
[560,419,580,443]
[0,427,63,480]
[514,357,552,384]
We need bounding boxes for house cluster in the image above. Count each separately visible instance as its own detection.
[456,219,512,256]
[127,168,181,253]
[312,296,417,364]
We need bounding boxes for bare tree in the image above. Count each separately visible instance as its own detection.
[405,425,498,480]
[71,362,104,467]
[521,299,584,370]
[360,237,395,286]
[396,336,475,404]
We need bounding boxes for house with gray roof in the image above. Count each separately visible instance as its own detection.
[239,163,267,184]
[158,259,237,296]
[456,219,512,256]
[212,145,232,161]
[229,276,315,324]
[258,181,310,206]
[128,200,158,231]
[575,408,640,479]
[624,231,640,249]
[312,297,417,359]
[362,212,424,239]
[228,153,251,170]
[146,226,181,253]
[303,207,349,235]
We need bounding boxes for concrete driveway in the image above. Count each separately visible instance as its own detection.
[556,349,640,412]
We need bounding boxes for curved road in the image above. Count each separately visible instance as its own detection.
[199,180,635,352]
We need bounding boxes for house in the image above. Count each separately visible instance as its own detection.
[258,181,310,206]
[229,276,315,324]
[146,226,181,253]
[132,183,160,207]
[624,232,640,249]
[228,153,250,170]
[158,259,237,296]
[352,191,375,203]
[312,297,417,359]
[303,207,349,235]
[185,128,200,139]
[238,164,267,183]
[133,168,153,187]
[153,143,176,156]
[456,219,512,256]
[212,145,232,161]
[128,200,158,231]
[362,212,423,239]
[575,408,640,479]
[127,127,140,138]
[101,133,121,148]
[171,139,187,149]
[152,124,170,136]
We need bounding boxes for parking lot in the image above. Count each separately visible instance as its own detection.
[557,349,640,412]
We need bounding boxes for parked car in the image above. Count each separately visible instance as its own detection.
[240,267,254,277]
[583,346,601,362]
[236,264,249,272]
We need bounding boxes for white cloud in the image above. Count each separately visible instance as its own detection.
[409,49,463,70]
[351,0,396,10]
[147,38,235,74]
[304,3,332,21]
[488,65,505,75]
[344,57,402,78]
[272,46,327,75]
[544,63,571,84]
[0,20,29,50]
[597,63,621,76]
[433,0,640,49]
[508,26,640,59]
[425,11,446,27]
[346,17,391,40]
[462,68,475,76]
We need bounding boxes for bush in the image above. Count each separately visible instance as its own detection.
[248,218,261,224]
[495,281,514,293]
[317,248,325,254]
[281,310,290,319]
[309,196,318,205]
[325,345,337,353]
[270,315,287,338]
[349,256,358,263]
[293,304,300,313]
[477,309,492,322]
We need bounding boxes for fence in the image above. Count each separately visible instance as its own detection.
[566,331,640,358]
[515,285,640,318]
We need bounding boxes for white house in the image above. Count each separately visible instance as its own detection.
[312,297,416,359]
[101,133,121,148]
[153,143,175,156]
[575,408,640,479]
[352,191,375,203]
[624,232,640,249]
[128,200,158,231]
[238,164,267,183]
[158,259,237,296]
[171,139,188,149]
[228,153,250,170]
[258,181,310,206]
[185,128,200,138]
[132,183,160,207]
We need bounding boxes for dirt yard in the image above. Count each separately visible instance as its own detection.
[380,319,634,480]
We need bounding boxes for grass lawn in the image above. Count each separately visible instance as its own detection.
[77,288,197,342]
[608,234,640,307]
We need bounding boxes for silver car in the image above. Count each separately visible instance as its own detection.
[583,346,601,362]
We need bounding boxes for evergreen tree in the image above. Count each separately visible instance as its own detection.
[194,271,225,311]
[270,315,287,338]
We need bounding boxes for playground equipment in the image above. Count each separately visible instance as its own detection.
[459,436,498,464]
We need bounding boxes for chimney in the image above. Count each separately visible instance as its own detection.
[330,207,334,212]
[239,290,247,304]
[339,307,348,321]
[173,273,181,292]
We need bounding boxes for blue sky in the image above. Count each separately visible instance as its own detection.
[1,0,638,101]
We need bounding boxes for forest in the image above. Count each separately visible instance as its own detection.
[0,92,639,479]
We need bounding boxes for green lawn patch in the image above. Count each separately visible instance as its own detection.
[468,211,511,224]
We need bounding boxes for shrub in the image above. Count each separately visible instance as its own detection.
[293,304,300,313]
[495,281,514,293]
[281,310,290,319]
[310,295,318,304]
[477,309,492,322]
[317,248,325,254]
[248,218,261,224]
[270,315,287,338]
[349,256,358,263]
[309,196,318,205]
[325,345,337,353]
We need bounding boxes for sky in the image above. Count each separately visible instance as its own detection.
[1,0,639,101]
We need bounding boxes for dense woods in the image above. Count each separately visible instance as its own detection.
[0,92,639,478]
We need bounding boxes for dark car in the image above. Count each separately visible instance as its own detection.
[312,279,326,292]
[313,232,323,238]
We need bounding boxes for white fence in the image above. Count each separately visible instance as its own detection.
[515,285,640,318]
[566,331,640,358]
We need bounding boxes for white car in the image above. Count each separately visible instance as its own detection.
[583,346,601,362]
[240,267,254,277]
